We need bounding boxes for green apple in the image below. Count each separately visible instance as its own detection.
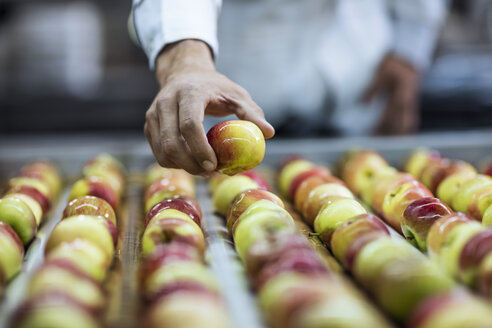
[0,197,37,244]
[145,293,231,328]
[233,201,295,260]
[3,193,43,226]
[0,221,24,280]
[438,221,484,278]
[452,175,492,213]
[301,183,354,227]
[278,159,314,198]
[45,239,109,282]
[313,198,367,244]
[28,263,105,310]
[45,215,114,262]
[212,175,260,216]
[360,166,397,206]
[142,261,218,301]
[483,204,492,226]
[436,172,476,205]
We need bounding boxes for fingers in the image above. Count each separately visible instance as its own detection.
[230,90,275,139]
[145,108,177,169]
[156,96,204,175]
[362,71,387,103]
[178,94,217,172]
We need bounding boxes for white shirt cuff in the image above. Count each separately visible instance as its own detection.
[132,0,220,69]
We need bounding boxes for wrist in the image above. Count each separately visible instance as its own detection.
[155,39,215,87]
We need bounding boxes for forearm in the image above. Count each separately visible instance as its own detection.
[155,40,215,87]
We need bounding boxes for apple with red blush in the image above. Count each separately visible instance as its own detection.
[402,197,453,251]
[146,196,202,227]
[69,177,119,211]
[62,196,117,227]
[207,120,266,175]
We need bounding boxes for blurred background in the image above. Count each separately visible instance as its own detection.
[0,0,492,136]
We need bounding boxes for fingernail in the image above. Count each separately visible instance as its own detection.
[202,160,215,172]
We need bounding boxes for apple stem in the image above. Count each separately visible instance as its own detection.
[308,232,321,238]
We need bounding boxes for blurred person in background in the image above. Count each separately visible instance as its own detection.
[131,0,447,175]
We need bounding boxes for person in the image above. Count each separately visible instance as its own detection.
[131,0,447,175]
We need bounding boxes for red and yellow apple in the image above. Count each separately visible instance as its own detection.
[5,177,52,213]
[62,196,117,227]
[146,196,202,227]
[3,193,43,226]
[404,148,441,179]
[20,160,62,197]
[212,175,260,215]
[238,170,271,191]
[436,171,476,205]
[207,120,266,175]
[340,150,388,196]
[277,159,314,198]
[426,213,473,258]
[69,177,119,211]
[0,197,37,244]
[401,197,453,251]
[0,221,24,280]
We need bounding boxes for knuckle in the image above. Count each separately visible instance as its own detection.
[180,116,199,132]
[156,96,174,110]
[145,110,155,122]
[161,138,179,156]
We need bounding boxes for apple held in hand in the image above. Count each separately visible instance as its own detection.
[69,177,119,211]
[46,239,110,283]
[46,215,115,263]
[277,159,314,199]
[226,189,283,234]
[207,120,266,175]
[62,196,117,227]
[330,214,390,270]
[5,177,52,213]
[402,197,453,251]
[0,221,24,280]
[146,196,202,227]
[313,198,367,245]
[0,197,37,244]
[301,183,354,227]
[381,179,432,232]
[212,175,260,216]
[141,216,205,258]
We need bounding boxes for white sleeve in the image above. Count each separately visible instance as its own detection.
[131,0,222,69]
[388,0,448,70]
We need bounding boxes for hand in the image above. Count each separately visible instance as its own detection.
[145,40,275,175]
[363,53,420,135]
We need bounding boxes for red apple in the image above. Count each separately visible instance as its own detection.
[330,214,390,270]
[62,196,117,227]
[5,177,52,213]
[458,229,492,286]
[20,160,62,198]
[381,179,433,232]
[287,166,331,201]
[146,196,202,227]
[254,247,328,290]
[238,170,271,191]
[139,242,202,285]
[402,197,453,251]
[141,216,205,257]
[226,189,283,234]
[69,177,119,211]
[207,120,266,175]
[245,231,311,274]
[11,291,102,328]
